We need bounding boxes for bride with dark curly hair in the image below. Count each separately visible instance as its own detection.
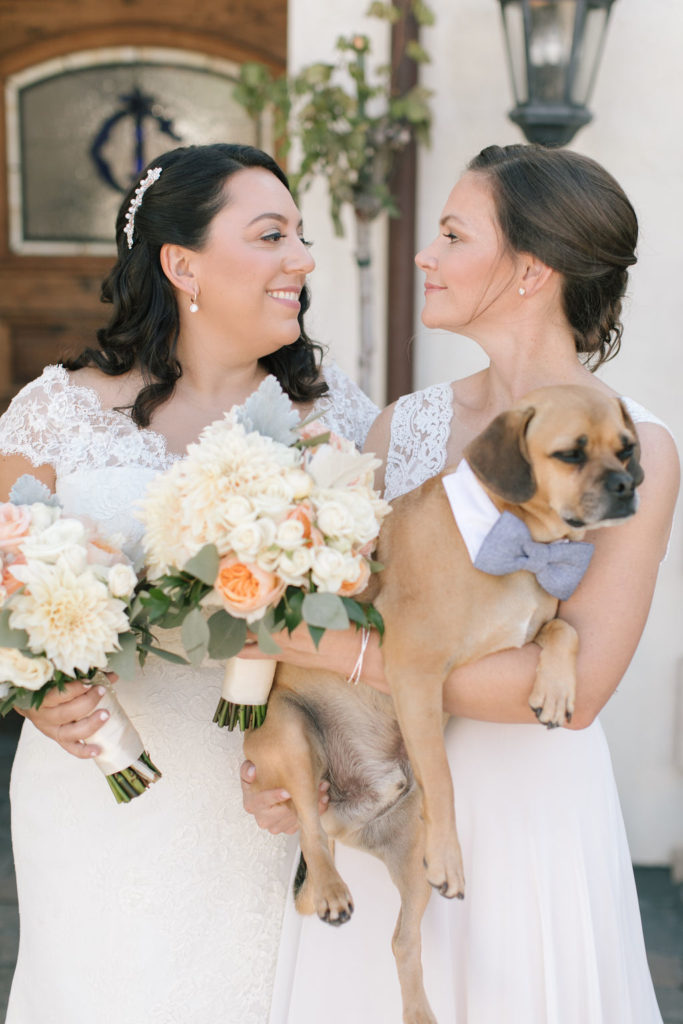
[0,142,378,1024]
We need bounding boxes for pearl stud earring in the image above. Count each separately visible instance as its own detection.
[518,287,526,296]
[189,290,199,313]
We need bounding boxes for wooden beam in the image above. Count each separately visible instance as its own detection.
[386,1,418,404]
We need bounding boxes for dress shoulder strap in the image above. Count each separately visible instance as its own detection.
[384,382,453,502]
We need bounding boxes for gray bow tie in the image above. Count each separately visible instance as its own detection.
[473,512,594,601]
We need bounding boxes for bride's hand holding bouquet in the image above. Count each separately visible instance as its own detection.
[139,376,390,729]
[0,476,161,802]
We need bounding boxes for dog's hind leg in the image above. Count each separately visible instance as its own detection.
[383,798,438,1024]
[243,693,354,926]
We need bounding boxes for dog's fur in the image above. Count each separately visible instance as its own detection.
[243,385,644,1024]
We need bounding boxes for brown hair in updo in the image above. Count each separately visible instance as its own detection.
[468,144,638,370]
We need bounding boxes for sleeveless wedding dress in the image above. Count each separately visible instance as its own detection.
[0,362,378,1024]
[271,383,665,1024]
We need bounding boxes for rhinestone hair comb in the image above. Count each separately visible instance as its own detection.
[123,166,163,249]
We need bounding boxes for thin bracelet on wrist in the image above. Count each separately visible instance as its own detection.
[347,626,370,685]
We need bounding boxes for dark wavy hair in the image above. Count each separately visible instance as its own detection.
[66,143,327,426]
[468,144,638,370]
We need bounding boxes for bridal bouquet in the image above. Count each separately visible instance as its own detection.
[0,476,161,803]
[139,376,389,730]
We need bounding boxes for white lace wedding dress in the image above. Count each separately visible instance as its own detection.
[271,383,665,1024]
[0,362,378,1024]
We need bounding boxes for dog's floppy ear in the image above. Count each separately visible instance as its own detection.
[464,406,537,503]
[617,399,645,486]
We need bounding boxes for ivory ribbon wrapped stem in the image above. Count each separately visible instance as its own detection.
[213,657,277,731]
[84,680,161,803]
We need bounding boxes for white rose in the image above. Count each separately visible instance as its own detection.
[107,563,138,599]
[0,647,53,691]
[315,499,356,540]
[311,547,351,593]
[276,519,307,550]
[221,496,256,527]
[278,547,313,586]
[21,518,86,564]
[229,519,277,560]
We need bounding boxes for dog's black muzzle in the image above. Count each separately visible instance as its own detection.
[603,468,638,519]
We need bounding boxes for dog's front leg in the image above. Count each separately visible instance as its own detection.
[528,617,579,727]
[386,657,464,901]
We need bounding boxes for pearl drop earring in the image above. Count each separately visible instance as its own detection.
[189,290,199,313]
[518,287,526,296]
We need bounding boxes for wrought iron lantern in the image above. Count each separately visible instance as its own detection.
[498,0,616,146]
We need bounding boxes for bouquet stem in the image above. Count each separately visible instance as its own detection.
[86,681,162,803]
[213,657,277,731]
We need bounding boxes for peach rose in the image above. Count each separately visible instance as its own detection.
[0,504,32,552]
[214,556,285,622]
[338,558,371,597]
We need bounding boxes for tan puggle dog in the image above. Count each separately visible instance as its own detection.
[244,385,644,1024]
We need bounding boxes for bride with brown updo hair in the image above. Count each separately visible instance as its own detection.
[243,144,678,1024]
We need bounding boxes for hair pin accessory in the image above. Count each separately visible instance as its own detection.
[124,167,163,250]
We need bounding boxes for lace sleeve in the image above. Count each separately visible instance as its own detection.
[383,383,454,502]
[0,366,71,470]
[315,361,380,450]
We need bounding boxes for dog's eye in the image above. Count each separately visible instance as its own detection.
[551,449,587,466]
[617,444,635,462]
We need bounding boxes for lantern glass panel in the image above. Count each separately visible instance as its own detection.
[501,2,528,103]
[527,1,576,103]
[570,6,610,103]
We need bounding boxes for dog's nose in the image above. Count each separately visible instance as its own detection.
[604,469,634,496]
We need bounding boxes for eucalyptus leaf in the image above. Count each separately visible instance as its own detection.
[302,592,350,631]
[148,647,190,666]
[257,618,282,655]
[107,632,139,681]
[181,607,210,668]
[182,545,220,587]
[0,608,28,649]
[207,611,247,660]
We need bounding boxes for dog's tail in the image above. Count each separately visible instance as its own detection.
[293,852,317,915]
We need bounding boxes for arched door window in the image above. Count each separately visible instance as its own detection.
[6,47,261,255]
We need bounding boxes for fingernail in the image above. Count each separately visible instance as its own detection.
[98,710,109,721]
[245,765,255,780]
[96,686,106,696]
[89,750,99,758]
[321,793,330,804]
[280,791,291,800]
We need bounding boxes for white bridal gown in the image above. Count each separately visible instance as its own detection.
[271,382,666,1024]
[0,362,378,1024]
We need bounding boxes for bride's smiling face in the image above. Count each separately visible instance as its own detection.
[186,167,315,356]
[415,172,521,334]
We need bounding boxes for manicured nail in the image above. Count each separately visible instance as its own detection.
[96,686,106,696]
[98,710,109,721]
[280,791,291,800]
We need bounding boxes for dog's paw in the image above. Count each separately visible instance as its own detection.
[315,882,354,927]
[528,682,574,728]
[423,838,465,900]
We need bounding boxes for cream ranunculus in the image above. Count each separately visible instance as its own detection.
[286,469,313,500]
[107,563,138,599]
[28,503,60,533]
[0,647,53,690]
[8,557,130,676]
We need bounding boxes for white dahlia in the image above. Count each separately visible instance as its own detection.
[8,557,129,676]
